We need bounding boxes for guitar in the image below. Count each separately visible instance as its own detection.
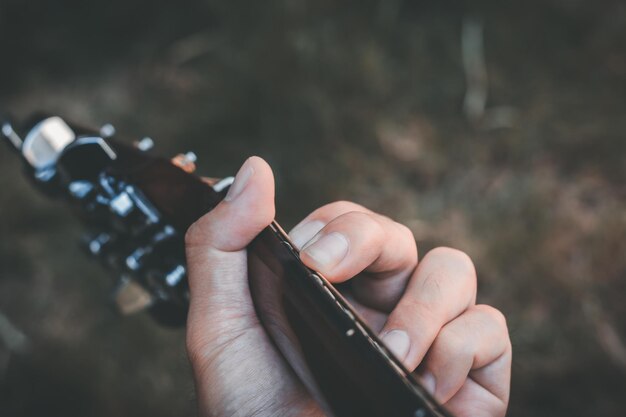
[2,114,452,417]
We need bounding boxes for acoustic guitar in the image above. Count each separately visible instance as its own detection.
[2,114,452,417]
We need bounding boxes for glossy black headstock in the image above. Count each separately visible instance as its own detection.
[2,115,226,326]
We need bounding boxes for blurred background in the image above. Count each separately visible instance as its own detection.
[0,1,625,416]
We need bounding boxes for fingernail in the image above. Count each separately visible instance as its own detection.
[421,371,436,396]
[225,161,254,201]
[301,232,349,270]
[289,220,325,249]
[381,330,410,361]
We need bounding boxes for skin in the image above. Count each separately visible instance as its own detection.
[185,157,511,417]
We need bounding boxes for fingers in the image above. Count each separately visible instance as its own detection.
[289,202,418,311]
[185,156,275,346]
[289,201,372,249]
[380,247,477,370]
[418,305,511,405]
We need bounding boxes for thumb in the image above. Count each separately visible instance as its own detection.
[185,156,275,342]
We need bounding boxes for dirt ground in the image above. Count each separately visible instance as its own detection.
[1,1,625,416]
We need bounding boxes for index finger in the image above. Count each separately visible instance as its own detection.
[289,201,418,311]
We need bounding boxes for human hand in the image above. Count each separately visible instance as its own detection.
[185,157,511,417]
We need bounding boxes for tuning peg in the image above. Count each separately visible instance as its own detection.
[2,120,23,150]
[83,232,114,256]
[171,152,197,173]
[184,151,197,162]
[213,176,235,192]
[68,180,95,200]
[164,264,186,287]
[124,225,176,271]
[99,123,116,138]
[21,116,75,169]
[135,137,154,151]
[110,191,134,218]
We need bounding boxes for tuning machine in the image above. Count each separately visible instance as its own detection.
[171,152,197,173]
[124,225,177,272]
[99,123,116,138]
[2,119,23,150]
[135,137,154,151]
[83,231,115,257]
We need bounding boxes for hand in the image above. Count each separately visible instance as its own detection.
[185,157,511,417]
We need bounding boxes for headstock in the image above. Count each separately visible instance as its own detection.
[2,115,227,326]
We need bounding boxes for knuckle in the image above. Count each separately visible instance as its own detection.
[431,246,475,269]
[427,246,477,281]
[395,222,418,255]
[437,323,473,358]
[334,210,386,239]
[476,304,509,333]
[315,200,368,219]
[396,222,416,242]
[184,219,204,248]
[406,270,448,317]
[419,269,444,298]
[184,212,220,249]
[329,200,368,212]
[184,215,215,249]
[343,210,379,225]
[472,305,512,357]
